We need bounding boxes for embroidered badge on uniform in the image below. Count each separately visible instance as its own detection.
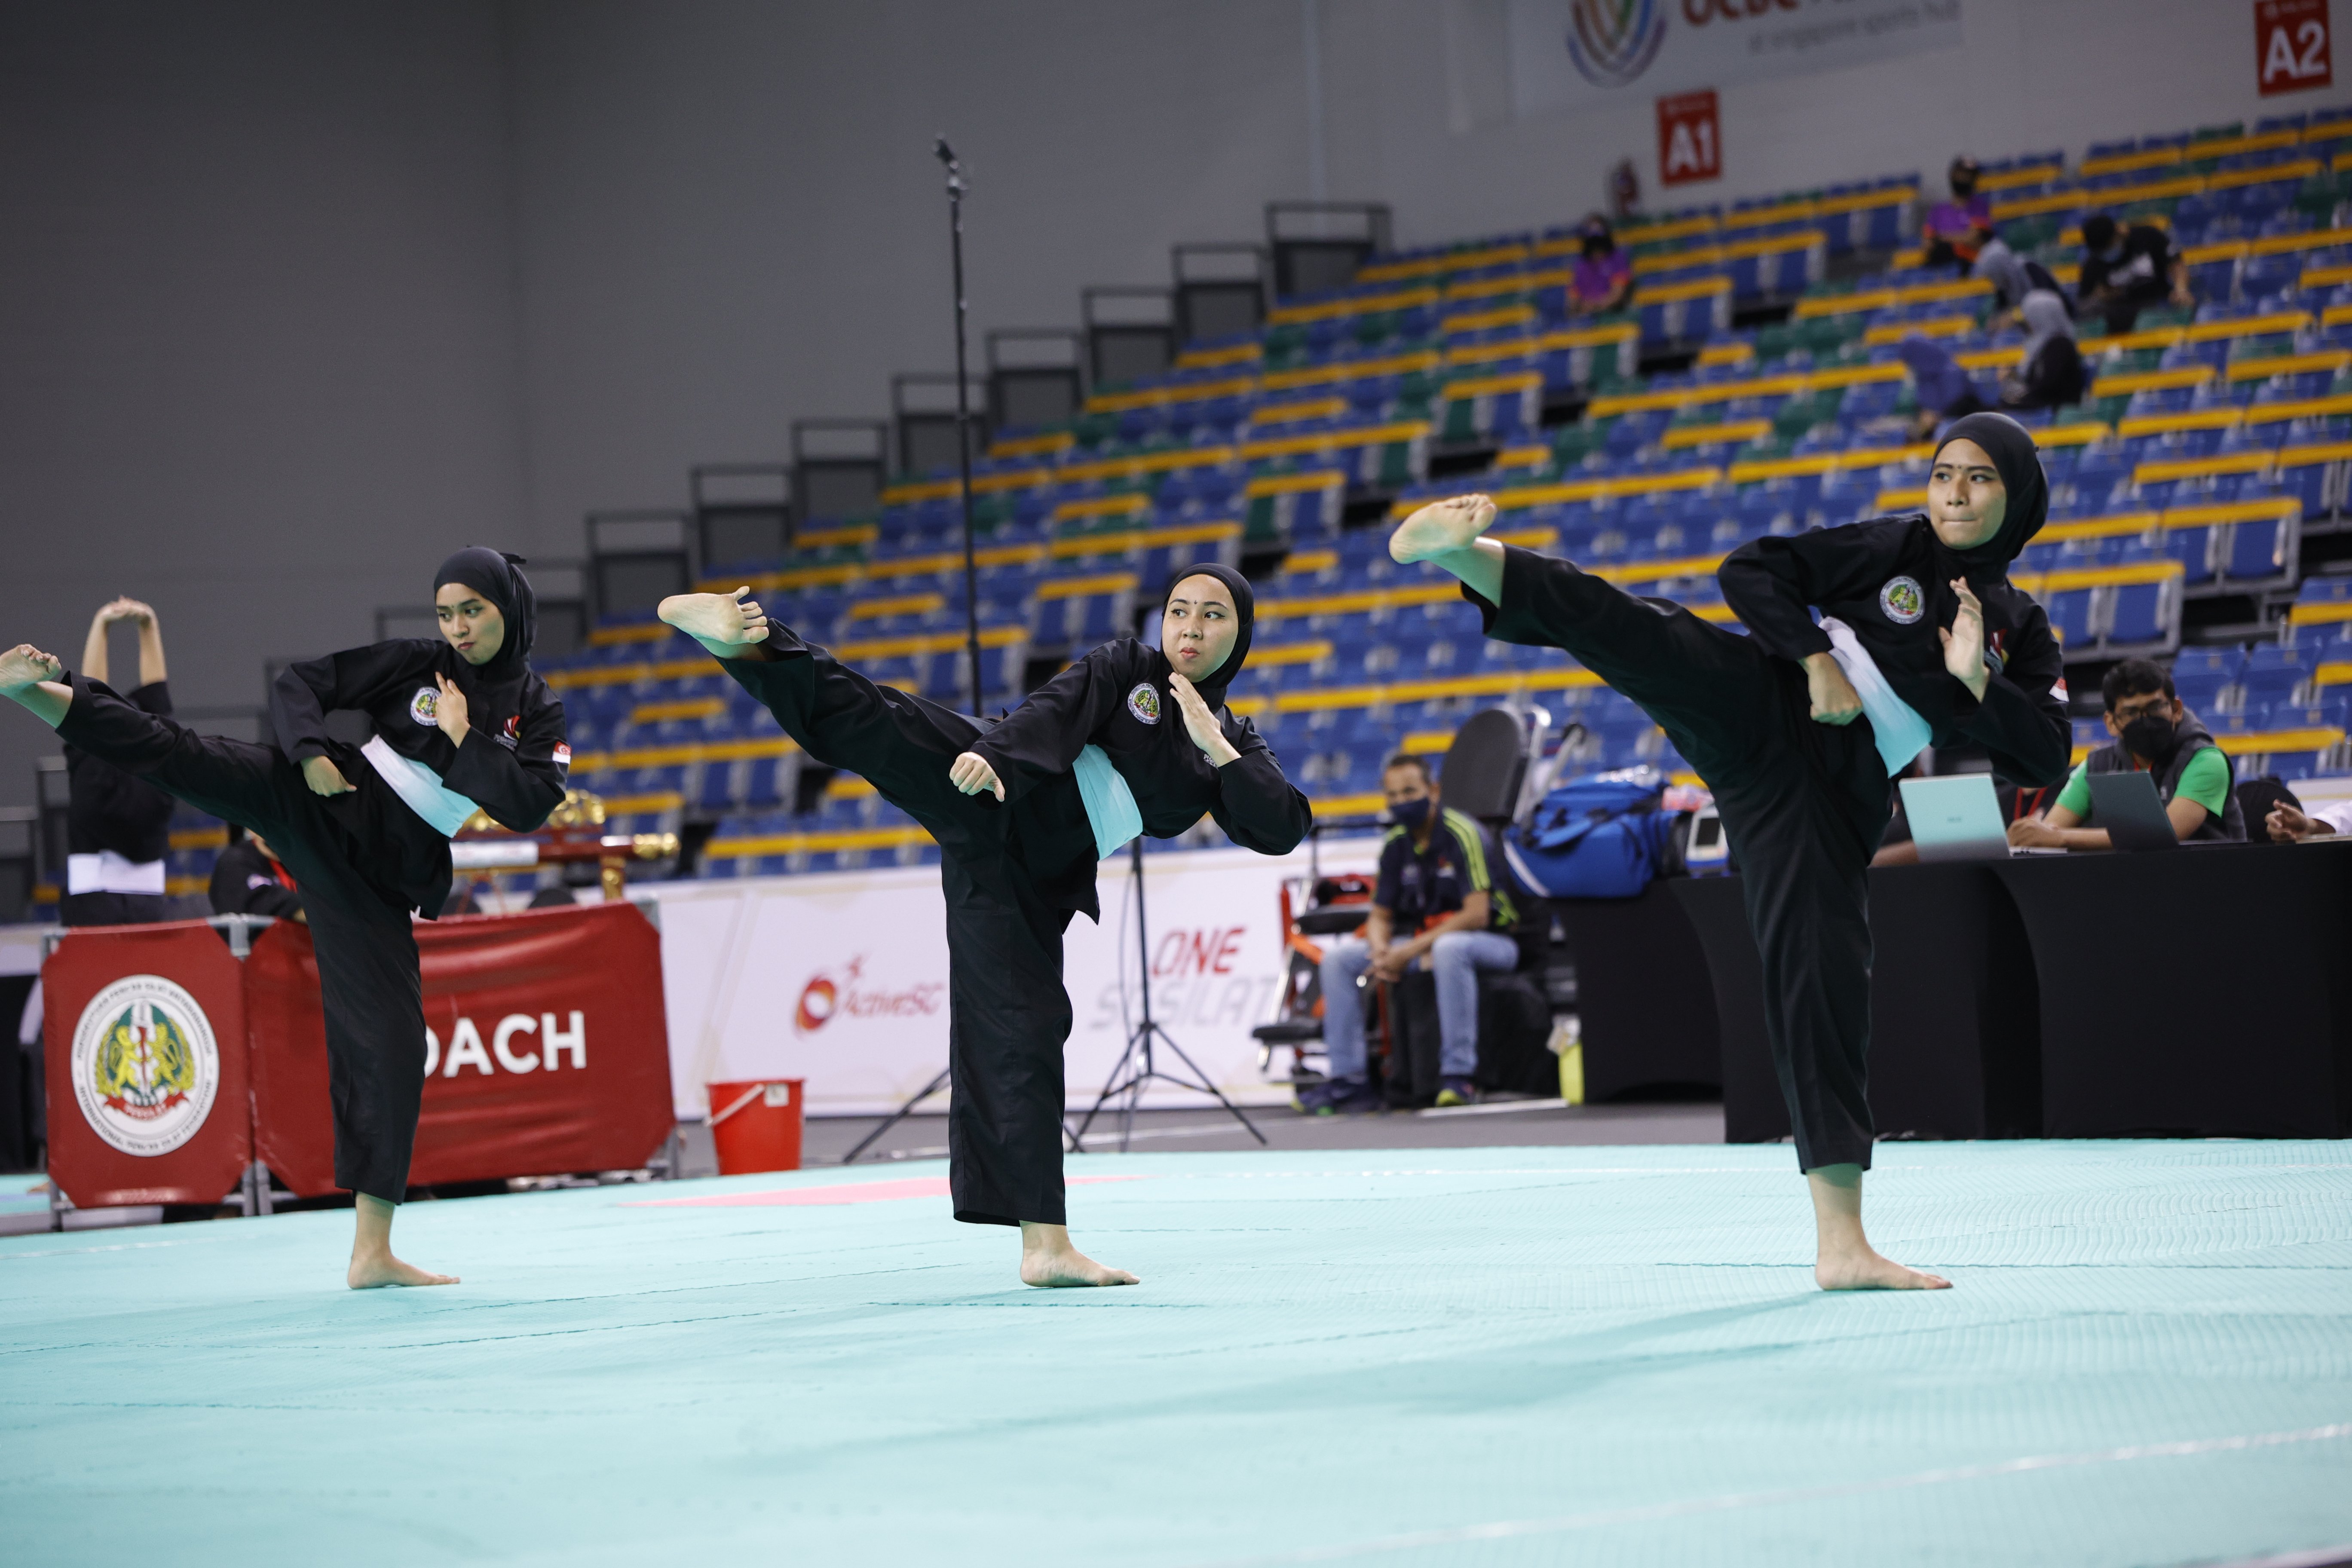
[409,686,439,725]
[551,743,572,769]
[1878,575,1925,625]
[1126,683,1161,724]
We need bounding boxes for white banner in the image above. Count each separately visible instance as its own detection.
[639,839,1381,1119]
[1507,0,1965,117]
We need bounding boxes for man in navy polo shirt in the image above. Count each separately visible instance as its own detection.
[1308,754,1520,1112]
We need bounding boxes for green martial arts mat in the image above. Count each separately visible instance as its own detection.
[3,1141,2347,1566]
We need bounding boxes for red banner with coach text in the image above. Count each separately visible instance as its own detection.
[42,921,253,1209]
[246,903,674,1197]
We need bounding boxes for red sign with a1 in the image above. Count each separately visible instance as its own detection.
[2257,0,2334,95]
[1657,90,1721,187]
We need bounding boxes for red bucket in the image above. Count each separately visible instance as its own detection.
[707,1078,805,1176]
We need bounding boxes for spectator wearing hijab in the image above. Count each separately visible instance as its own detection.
[2079,214,2192,335]
[1568,215,1633,316]
[1922,158,1993,273]
[1973,237,2070,330]
[1899,292,2086,436]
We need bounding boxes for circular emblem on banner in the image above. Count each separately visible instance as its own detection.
[1126,683,1162,725]
[1565,0,1666,88]
[1878,575,1926,625]
[70,974,219,1157]
[410,686,440,726]
[795,975,837,1035]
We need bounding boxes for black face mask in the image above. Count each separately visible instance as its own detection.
[1581,235,1610,258]
[2121,712,2176,761]
[1391,796,1432,832]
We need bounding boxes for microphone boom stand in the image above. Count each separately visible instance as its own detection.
[844,139,1069,1167]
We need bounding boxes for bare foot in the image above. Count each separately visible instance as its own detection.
[1018,1221,1138,1288]
[0,644,64,695]
[1390,493,1498,564]
[1815,1246,1950,1291]
[1805,1163,1948,1291]
[657,587,772,646]
[347,1251,459,1289]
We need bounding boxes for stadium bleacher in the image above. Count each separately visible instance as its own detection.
[146,112,2352,902]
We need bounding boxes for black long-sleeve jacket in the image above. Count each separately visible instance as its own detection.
[971,637,1312,875]
[270,640,570,913]
[1717,514,2072,787]
[65,679,175,865]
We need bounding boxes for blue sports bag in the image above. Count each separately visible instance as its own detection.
[1504,766,1681,900]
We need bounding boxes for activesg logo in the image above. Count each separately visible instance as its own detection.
[792,957,943,1036]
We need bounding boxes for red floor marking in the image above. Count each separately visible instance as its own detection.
[623,1175,1152,1209]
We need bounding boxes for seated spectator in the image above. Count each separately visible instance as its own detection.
[1901,291,2085,436]
[2266,797,2352,841]
[1308,755,1521,1113]
[2079,213,2192,334]
[2007,659,2245,850]
[207,825,304,921]
[1568,215,1632,317]
[1922,157,1991,273]
[1973,237,2070,330]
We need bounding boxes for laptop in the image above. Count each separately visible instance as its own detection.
[2086,771,2182,852]
[1900,775,2030,862]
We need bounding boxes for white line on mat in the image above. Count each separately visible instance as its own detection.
[1203,1424,2352,1564]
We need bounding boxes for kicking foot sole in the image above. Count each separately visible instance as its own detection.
[1390,494,1499,564]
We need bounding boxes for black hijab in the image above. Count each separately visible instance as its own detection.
[433,548,536,680]
[1933,413,2047,572]
[1158,562,1254,704]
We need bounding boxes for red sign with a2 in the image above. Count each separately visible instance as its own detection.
[2258,0,2334,95]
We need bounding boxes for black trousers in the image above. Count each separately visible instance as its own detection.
[724,635,1082,1227]
[1486,551,1890,1170]
[56,683,426,1202]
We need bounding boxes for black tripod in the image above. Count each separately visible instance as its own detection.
[1075,838,1269,1154]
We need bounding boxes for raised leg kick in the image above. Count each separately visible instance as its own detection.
[1393,500,1947,1291]
[662,588,1138,1288]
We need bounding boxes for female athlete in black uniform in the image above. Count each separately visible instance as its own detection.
[1391,413,2070,1288]
[0,549,568,1289]
[660,563,1310,1286]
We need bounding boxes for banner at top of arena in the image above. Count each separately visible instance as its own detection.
[1507,0,1966,117]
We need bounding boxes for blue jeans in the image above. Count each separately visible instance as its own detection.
[1319,929,1522,1081]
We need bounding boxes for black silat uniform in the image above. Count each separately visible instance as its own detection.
[721,561,1310,1227]
[1464,413,2069,1170]
[51,551,566,1202]
[60,680,176,927]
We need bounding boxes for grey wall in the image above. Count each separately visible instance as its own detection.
[503,0,1317,546]
[0,0,2330,824]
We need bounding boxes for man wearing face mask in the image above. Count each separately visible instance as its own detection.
[1308,755,1520,1113]
[1921,157,1992,274]
[1568,215,1633,317]
[2009,659,2245,849]
[2079,213,2193,336]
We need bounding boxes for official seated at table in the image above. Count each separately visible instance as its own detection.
[1307,754,1521,1113]
[2266,796,2352,842]
[206,825,305,922]
[2008,659,2245,850]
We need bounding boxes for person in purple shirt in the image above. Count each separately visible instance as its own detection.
[1568,215,1633,315]
[1922,157,1991,273]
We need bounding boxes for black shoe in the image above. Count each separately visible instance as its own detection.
[1317,1077,1383,1116]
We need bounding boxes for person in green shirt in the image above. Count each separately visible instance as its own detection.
[2009,658,2245,848]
